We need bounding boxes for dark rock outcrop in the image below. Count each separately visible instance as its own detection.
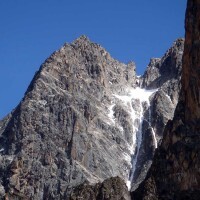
[132,0,200,199]
[70,176,131,200]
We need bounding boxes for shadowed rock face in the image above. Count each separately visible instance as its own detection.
[0,36,183,199]
[132,0,200,199]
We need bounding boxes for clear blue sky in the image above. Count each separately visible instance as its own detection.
[0,1,187,119]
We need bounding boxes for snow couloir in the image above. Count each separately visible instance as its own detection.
[108,87,158,190]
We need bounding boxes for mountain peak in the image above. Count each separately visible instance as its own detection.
[72,35,92,45]
[0,32,185,199]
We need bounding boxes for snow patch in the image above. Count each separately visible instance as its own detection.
[151,128,158,149]
[6,155,14,163]
[165,93,172,103]
[113,87,157,190]
[108,104,115,124]
[38,100,47,106]
[127,180,132,191]
[123,152,132,163]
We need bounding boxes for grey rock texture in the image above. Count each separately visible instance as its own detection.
[0,35,183,199]
[142,38,183,91]
[141,38,184,141]
[132,0,200,199]
[142,38,184,136]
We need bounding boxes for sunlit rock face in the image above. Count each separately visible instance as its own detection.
[132,0,200,199]
[0,35,183,199]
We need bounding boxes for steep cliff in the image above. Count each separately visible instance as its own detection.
[132,0,200,199]
[0,36,183,199]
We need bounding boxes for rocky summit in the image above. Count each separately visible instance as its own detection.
[0,31,184,199]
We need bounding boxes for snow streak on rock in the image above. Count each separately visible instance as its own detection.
[108,104,115,124]
[151,128,158,149]
[114,87,157,190]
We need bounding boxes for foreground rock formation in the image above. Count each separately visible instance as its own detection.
[132,0,200,199]
[70,176,131,200]
[0,28,184,200]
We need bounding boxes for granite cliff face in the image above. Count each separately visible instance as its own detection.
[132,0,200,199]
[0,35,183,199]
